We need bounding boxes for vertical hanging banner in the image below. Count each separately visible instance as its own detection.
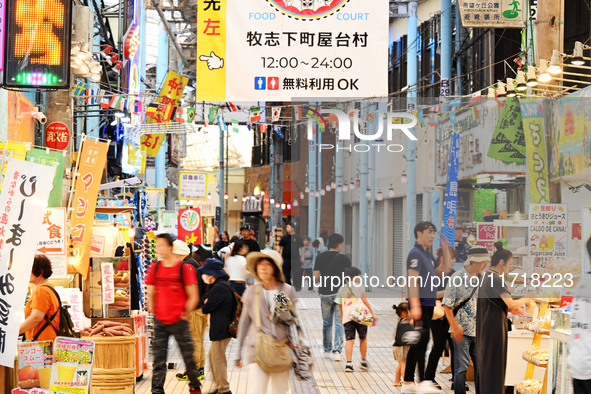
[441,133,460,247]
[520,98,550,203]
[140,70,188,157]
[0,158,56,368]
[27,148,65,207]
[488,97,526,164]
[196,0,388,101]
[178,208,203,244]
[70,139,109,280]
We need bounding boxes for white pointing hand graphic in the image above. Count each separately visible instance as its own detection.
[200,51,224,70]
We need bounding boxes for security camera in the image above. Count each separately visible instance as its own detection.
[31,112,47,124]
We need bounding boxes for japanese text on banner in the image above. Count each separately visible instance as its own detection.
[140,70,188,157]
[441,133,460,246]
[101,263,115,305]
[520,99,550,204]
[70,139,109,280]
[0,158,55,368]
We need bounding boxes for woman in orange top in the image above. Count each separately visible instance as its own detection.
[19,255,60,341]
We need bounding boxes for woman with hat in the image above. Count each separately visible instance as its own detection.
[236,250,296,394]
[200,258,237,394]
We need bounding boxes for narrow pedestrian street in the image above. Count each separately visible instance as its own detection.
[137,289,473,393]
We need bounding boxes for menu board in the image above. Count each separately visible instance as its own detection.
[17,341,53,390]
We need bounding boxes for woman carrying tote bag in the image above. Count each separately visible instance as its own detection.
[236,249,297,394]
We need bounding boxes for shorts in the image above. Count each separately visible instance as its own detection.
[392,345,409,361]
[344,321,367,341]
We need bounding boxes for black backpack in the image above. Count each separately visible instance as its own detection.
[33,285,80,340]
[220,282,242,338]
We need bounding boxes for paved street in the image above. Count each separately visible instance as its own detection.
[136,288,474,393]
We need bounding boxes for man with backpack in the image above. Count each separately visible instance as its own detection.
[173,240,209,382]
[442,245,490,394]
[146,234,201,394]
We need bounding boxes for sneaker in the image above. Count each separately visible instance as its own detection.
[332,352,342,362]
[401,383,417,393]
[189,387,201,394]
[360,360,369,371]
[345,363,354,373]
[197,368,205,380]
[176,372,188,381]
[323,351,332,359]
[431,380,442,390]
[416,380,442,393]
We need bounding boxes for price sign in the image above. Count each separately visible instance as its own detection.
[3,0,72,88]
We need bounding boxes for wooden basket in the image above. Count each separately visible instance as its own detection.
[82,336,136,392]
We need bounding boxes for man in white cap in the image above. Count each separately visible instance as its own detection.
[442,245,490,394]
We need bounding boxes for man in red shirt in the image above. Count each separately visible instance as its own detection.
[146,233,201,394]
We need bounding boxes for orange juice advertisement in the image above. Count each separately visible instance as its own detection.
[49,337,94,394]
[17,341,53,390]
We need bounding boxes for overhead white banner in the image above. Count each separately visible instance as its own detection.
[196,0,389,101]
[0,158,56,367]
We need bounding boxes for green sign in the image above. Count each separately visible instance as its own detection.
[520,98,550,203]
[487,97,526,164]
[27,149,65,207]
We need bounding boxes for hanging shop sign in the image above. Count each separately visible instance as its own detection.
[550,88,591,178]
[0,158,56,368]
[528,204,567,259]
[100,262,115,304]
[123,24,140,60]
[44,122,70,151]
[69,138,109,280]
[458,0,525,28]
[49,337,94,394]
[140,70,188,157]
[3,0,72,88]
[488,97,526,164]
[26,149,65,208]
[179,172,207,201]
[441,133,460,246]
[36,208,66,255]
[178,208,203,244]
[196,0,389,101]
[520,98,550,203]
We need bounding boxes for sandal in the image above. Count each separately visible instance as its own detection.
[393,382,403,387]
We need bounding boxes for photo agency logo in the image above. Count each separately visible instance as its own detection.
[306,106,418,152]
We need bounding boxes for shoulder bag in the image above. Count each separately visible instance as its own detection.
[253,284,293,373]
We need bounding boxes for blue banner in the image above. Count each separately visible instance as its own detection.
[441,133,460,246]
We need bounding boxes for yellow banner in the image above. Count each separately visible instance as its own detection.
[70,139,109,279]
[196,0,226,101]
[140,70,189,156]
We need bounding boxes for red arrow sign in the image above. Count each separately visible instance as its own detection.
[37,247,63,254]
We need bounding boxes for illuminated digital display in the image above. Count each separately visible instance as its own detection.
[3,0,72,88]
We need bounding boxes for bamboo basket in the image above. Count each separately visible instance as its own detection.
[83,336,136,393]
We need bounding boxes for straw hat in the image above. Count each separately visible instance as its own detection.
[246,249,285,282]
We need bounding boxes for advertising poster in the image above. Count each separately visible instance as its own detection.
[69,138,109,280]
[0,158,56,368]
[179,172,207,200]
[49,337,94,394]
[26,149,65,207]
[528,204,568,259]
[196,0,389,101]
[36,208,67,256]
[520,98,550,203]
[17,341,53,390]
[476,222,496,253]
[178,208,203,244]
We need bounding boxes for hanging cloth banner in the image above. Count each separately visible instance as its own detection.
[140,70,188,157]
[0,157,56,367]
[70,139,109,280]
[487,97,526,164]
[520,98,550,203]
[441,133,460,247]
[27,148,65,207]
